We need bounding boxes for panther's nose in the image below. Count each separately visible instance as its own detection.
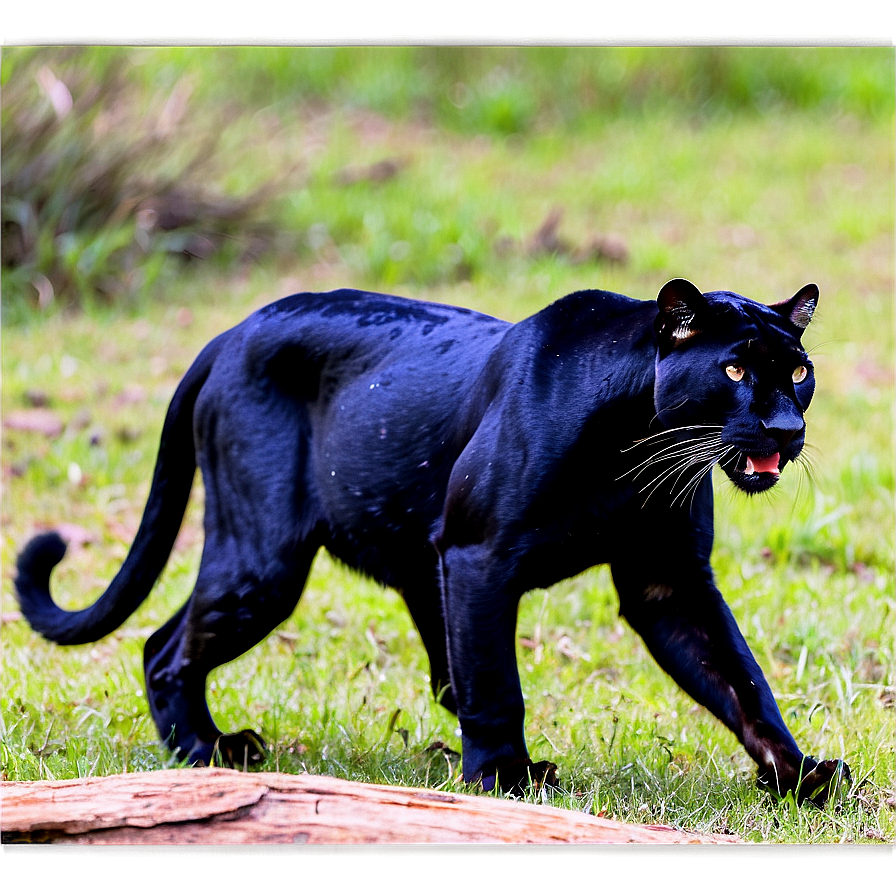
[760,421,801,448]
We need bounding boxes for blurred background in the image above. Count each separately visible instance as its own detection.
[2,46,893,317]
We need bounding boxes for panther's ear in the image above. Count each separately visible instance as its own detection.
[771,283,818,331]
[655,278,707,348]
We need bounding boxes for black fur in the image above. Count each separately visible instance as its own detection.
[15,279,849,804]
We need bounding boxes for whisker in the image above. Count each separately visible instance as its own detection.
[622,424,723,452]
[620,437,724,480]
[619,431,724,474]
[635,438,745,511]
[630,438,723,470]
[679,446,740,511]
[623,430,723,456]
[804,340,838,355]
[795,444,819,472]
[791,450,819,501]
[617,424,734,509]
[628,432,724,457]
[635,446,724,496]
[638,447,725,507]
[679,446,733,502]
[647,398,691,429]
[675,459,718,510]
[673,454,721,506]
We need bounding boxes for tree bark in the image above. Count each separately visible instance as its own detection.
[1,768,740,845]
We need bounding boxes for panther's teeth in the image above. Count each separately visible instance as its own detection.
[744,457,755,475]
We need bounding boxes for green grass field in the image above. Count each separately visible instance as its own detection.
[1,47,893,843]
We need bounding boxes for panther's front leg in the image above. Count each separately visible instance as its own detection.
[438,543,557,795]
[610,552,849,806]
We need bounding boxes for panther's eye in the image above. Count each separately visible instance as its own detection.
[792,365,809,384]
[725,365,745,382]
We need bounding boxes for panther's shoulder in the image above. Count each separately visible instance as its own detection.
[521,288,657,351]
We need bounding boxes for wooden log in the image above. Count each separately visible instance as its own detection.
[1,768,740,845]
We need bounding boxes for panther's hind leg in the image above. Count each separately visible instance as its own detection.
[144,539,319,767]
[144,380,323,767]
[144,604,203,759]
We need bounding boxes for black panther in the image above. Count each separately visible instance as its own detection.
[15,278,849,805]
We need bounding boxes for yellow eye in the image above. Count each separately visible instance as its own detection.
[792,365,808,384]
[725,365,745,382]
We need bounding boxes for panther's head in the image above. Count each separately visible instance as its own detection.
[651,278,818,497]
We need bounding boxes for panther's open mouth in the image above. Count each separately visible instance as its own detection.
[727,451,781,494]
[742,452,780,477]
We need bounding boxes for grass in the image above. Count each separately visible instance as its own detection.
[1,47,894,844]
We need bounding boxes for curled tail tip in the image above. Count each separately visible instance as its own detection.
[15,530,69,638]
[16,530,68,580]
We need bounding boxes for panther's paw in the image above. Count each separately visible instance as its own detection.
[486,758,559,797]
[795,757,851,807]
[758,756,851,807]
[212,729,267,769]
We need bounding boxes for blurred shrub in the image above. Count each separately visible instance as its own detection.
[1,48,278,314]
[160,46,895,134]
[2,46,891,317]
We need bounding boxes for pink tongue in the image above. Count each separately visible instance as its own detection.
[747,453,780,475]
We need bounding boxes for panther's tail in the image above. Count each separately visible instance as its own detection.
[15,333,228,645]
